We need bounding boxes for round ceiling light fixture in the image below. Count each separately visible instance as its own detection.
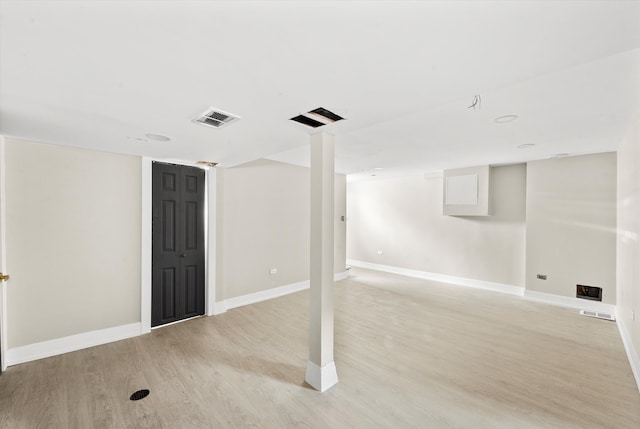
[494,114,518,124]
[517,143,535,149]
[145,133,172,142]
[373,167,385,170]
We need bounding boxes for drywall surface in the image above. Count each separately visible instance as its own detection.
[347,164,526,286]
[443,165,490,216]
[526,153,617,304]
[617,120,640,353]
[5,139,141,348]
[220,159,346,299]
[334,174,347,273]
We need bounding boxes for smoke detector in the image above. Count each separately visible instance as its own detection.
[194,107,240,129]
[494,114,518,124]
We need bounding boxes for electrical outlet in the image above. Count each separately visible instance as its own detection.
[269,268,278,275]
[537,274,547,280]
[377,250,383,255]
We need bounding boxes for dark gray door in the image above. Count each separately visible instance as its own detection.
[152,162,205,327]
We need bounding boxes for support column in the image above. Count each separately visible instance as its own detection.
[305,132,338,392]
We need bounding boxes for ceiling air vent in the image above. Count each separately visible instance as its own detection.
[194,107,240,129]
[290,107,345,128]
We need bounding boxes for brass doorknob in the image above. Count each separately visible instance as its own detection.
[0,273,9,282]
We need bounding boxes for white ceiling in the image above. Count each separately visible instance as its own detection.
[1,1,639,179]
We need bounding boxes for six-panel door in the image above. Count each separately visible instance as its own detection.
[152,162,205,327]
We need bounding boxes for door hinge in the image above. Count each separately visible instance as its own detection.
[0,273,10,281]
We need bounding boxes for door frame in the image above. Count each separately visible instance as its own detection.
[141,158,219,334]
[0,136,8,372]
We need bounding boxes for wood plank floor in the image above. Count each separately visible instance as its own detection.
[1,267,639,428]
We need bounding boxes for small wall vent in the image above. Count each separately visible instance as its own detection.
[576,284,602,301]
[579,310,615,321]
[194,107,240,129]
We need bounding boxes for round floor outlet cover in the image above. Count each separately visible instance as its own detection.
[130,389,150,401]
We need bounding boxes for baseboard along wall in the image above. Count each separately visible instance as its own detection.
[7,270,351,366]
[523,290,616,315]
[6,322,142,367]
[347,259,524,296]
[617,316,640,393]
[8,265,637,394]
[213,270,351,314]
[347,259,639,393]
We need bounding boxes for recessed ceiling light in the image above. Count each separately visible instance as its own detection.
[517,143,535,149]
[549,153,570,159]
[373,167,385,170]
[145,133,171,142]
[494,114,518,124]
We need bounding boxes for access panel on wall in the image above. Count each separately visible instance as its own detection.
[152,162,205,327]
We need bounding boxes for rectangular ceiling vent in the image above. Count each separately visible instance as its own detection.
[290,107,345,128]
[194,107,240,129]
[579,309,615,321]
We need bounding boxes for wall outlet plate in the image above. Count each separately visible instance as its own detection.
[269,268,278,275]
[537,274,547,280]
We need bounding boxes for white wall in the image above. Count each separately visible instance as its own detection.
[617,120,640,357]
[219,159,346,300]
[347,164,527,286]
[334,174,347,273]
[525,153,617,304]
[5,139,141,348]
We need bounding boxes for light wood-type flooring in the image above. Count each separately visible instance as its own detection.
[1,267,639,428]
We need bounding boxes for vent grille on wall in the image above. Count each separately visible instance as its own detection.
[290,107,345,128]
[579,310,615,321]
[576,284,602,301]
[194,107,240,129]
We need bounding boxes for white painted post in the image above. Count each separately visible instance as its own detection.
[305,132,338,392]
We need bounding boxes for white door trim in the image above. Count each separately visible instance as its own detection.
[141,158,217,333]
[141,158,152,334]
[0,136,8,371]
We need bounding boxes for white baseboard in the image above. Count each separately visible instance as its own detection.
[225,280,310,310]
[524,290,616,315]
[305,360,338,392]
[616,316,640,393]
[351,260,640,394]
[224,270,351,311]
[210,301,228,316]
[6,322,142,366]
[347,259,524,296]
[4,270,352,367]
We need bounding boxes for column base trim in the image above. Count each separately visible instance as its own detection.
[305,360,338,392]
